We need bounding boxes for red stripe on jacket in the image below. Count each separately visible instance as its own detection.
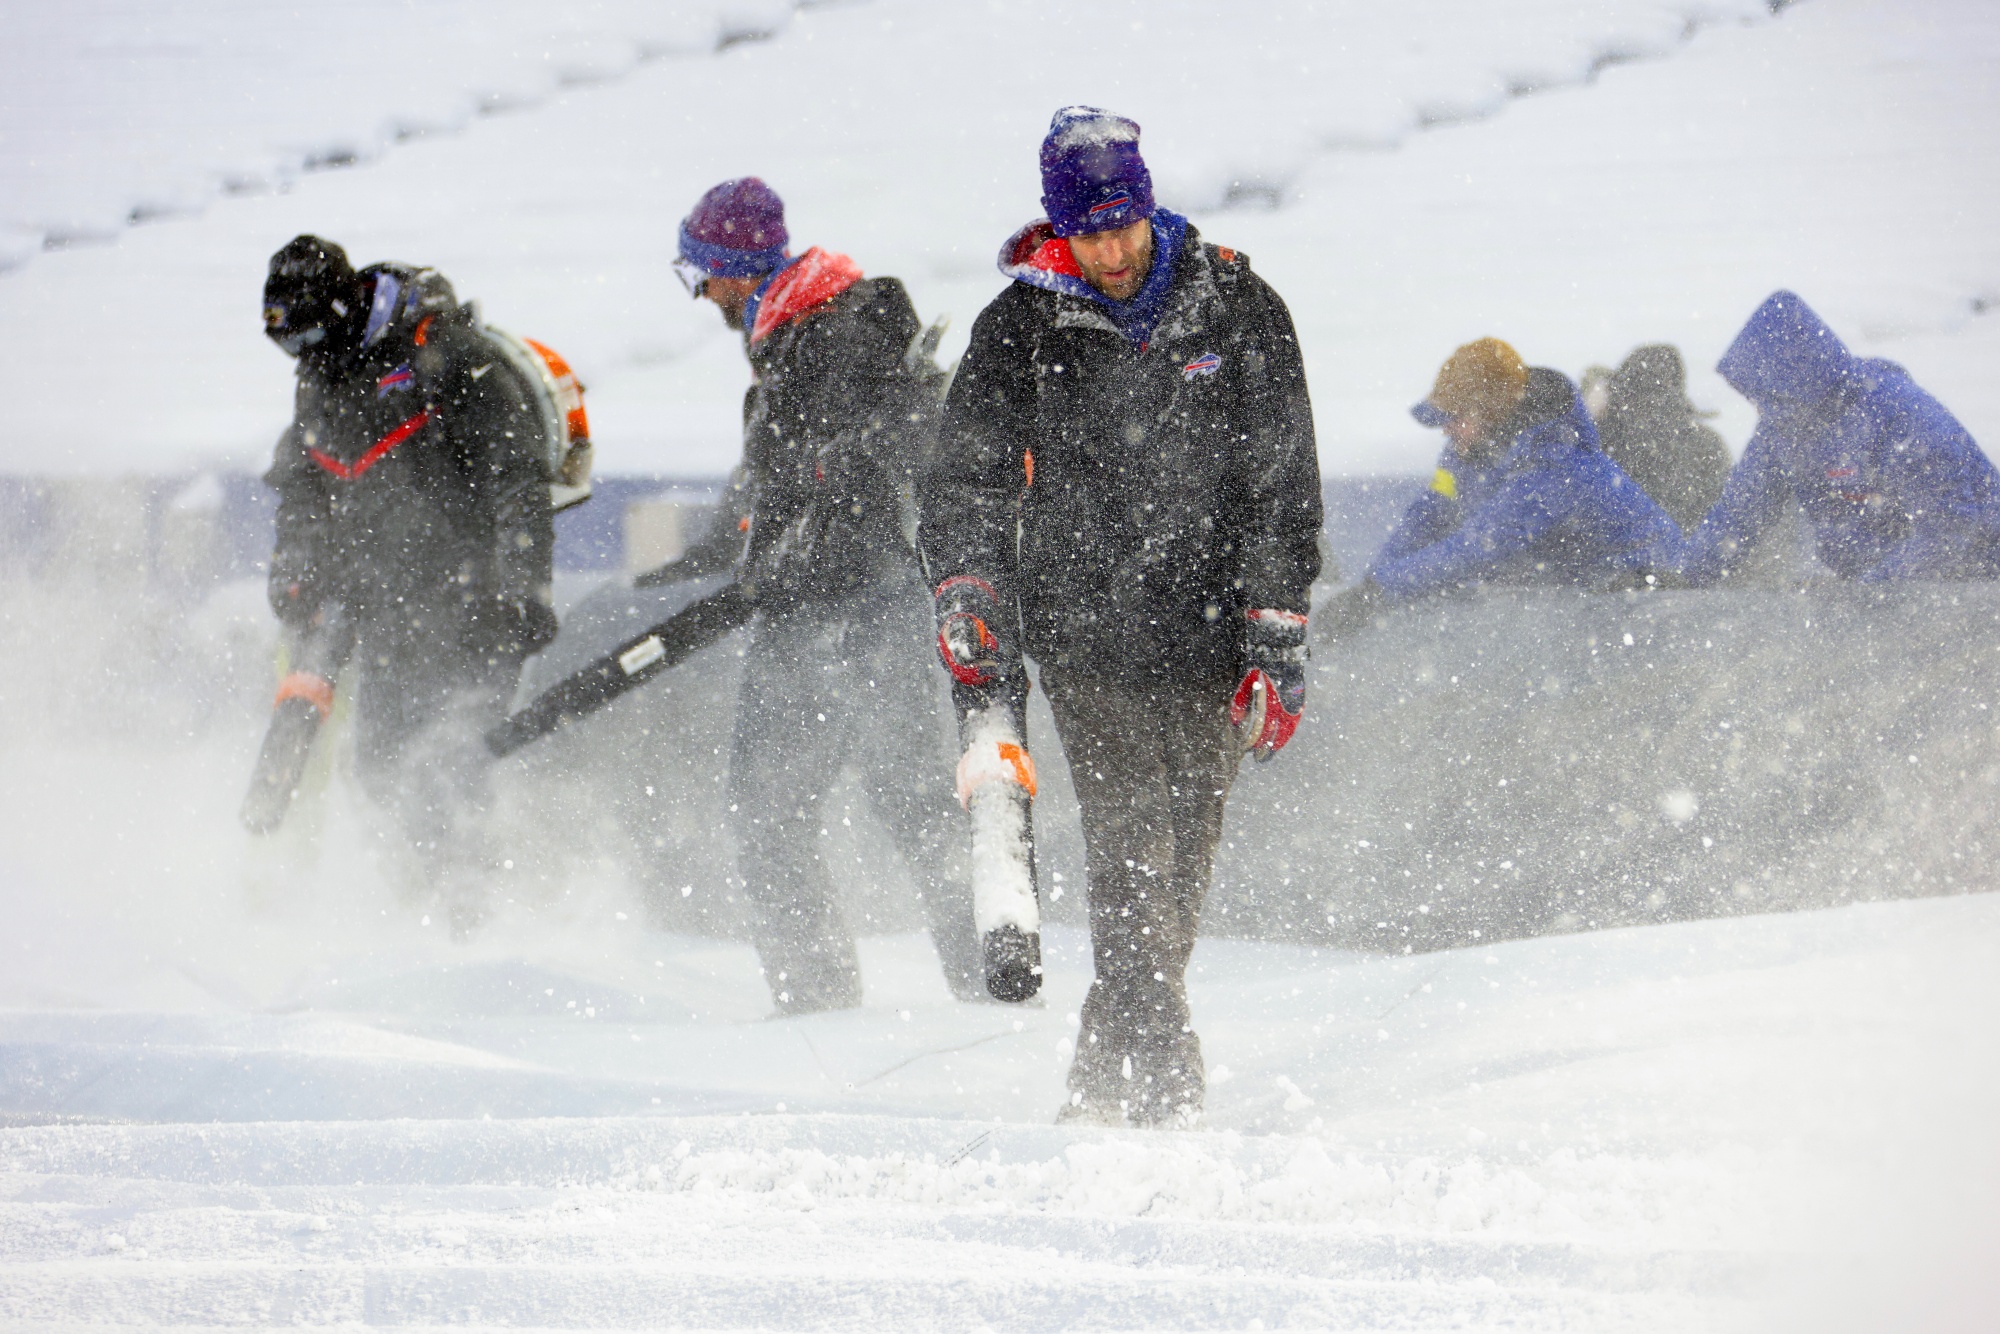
[310,409,434,480]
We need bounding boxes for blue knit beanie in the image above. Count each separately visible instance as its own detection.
[677,177,789,278]
[1039,107,1154,238]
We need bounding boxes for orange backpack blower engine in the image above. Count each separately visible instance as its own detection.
[482,326,594,513]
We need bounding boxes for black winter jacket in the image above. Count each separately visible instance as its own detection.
[265,264,555,644]
[737,269,937,610]
[1596,344,1731,532]
[922,225,1322,688]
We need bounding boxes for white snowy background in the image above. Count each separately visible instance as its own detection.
[3,1,2000,1329]
[2,0,1996,476]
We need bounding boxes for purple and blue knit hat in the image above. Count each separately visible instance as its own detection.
[675,178,789,290]
[1040,106,1155,238]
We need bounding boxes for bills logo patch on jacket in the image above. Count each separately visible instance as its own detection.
[1182,352,1223,381]
[376,364,416,398]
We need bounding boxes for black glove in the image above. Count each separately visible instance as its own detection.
[1232,608,1308,761]
[466,593,558,658]
[933,575,1018,690]
[266,548,319,629]
[1316,576,1384,644]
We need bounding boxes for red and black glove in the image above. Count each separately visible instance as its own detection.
[1232,607,1308,761]
[933,575,1017,689]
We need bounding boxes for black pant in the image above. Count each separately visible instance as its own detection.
[1040,665,1241,1121]
[728,573,981,1011]
[349,599,521,887]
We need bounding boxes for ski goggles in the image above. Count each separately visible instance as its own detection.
[264,296,333,357]
[671,257,711,299]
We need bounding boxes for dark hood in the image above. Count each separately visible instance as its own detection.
[1458,368,1595,470]
[1511,367,1598,447]
[1606,344,1687,409]
[1717,290,1858,411]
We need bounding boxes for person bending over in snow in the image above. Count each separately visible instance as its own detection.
[1679,290,2000,585]
[1320,338,1684,640]
[921,108,1323,1127]
[1594,343,1732,534]
[670,178,985,1013]
[260,235,557,932]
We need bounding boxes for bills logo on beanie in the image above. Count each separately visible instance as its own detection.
[1040,106,1155,238]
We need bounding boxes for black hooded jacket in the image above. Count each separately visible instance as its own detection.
[735,270,938,609]
[920,225,1322,688]
[1596,344,1731,532]
[264,264,555,640]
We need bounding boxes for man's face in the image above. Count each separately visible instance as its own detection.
[1069,218,1154,302]
[1444,411,1502,459]
[262,279,356,359]
[702,275,760,331]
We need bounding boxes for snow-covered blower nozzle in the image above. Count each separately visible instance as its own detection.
[955,687,1043,1002]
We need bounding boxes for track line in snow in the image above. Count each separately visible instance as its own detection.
[853,1028,1021,1089]
[1280,0,1795,177]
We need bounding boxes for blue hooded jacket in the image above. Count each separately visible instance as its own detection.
[1682,291,2000,583]
[1371,369,1685,600]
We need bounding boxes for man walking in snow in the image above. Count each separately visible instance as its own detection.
[921,109,1323,1126]
[260,235,557,930]
[671,178,984,1012]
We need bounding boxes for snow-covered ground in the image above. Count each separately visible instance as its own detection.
[4,869,1997,1329]
[1,587,1997,1327]
[4,0,1997,476]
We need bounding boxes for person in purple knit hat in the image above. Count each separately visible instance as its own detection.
[920,109,1324,1126]
[660,177,986,1013]
[670,176,792,330]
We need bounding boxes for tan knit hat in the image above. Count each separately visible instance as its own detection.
[1417,338,1529,428]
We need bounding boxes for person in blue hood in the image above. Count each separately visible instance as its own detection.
[1324,338,1685,635]
[1681,291,2000,584]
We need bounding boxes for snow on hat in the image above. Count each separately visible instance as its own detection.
[1039,106,1155,238]
[1412,338,1529,428]
[677,177,790,279]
